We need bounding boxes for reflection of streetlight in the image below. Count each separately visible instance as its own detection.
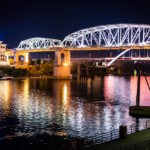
[63,84,68,106]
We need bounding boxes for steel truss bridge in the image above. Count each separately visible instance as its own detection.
[16,24,150,66]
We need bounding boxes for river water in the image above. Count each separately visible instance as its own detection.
[0,75,150,141]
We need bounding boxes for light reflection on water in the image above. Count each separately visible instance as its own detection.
[0,76,150,140]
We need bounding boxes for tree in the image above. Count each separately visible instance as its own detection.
[36,59,41,65]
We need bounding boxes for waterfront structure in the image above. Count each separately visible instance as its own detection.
[2,24,150,78]
[53,49,70,79]
[0,41,10,66]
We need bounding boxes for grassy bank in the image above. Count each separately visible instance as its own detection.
[92,128,150,150]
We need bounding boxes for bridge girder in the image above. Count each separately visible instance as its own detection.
[16,24,150,51]
[62,24,150,48]
[16,38,62,50]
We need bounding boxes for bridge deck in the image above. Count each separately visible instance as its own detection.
[14,46,150,53]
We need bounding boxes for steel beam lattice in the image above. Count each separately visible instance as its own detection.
[17,38,61,50]
[62,24,150,48]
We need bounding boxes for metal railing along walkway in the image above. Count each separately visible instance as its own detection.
[74,120,150,149]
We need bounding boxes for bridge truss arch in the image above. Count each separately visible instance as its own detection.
[62,24,150,48]
[16,38,62,50]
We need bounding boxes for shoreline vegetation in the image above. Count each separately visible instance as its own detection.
[0,60,150,78]
[0,61,54,78]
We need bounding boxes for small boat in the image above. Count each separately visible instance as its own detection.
[0,76,14,80]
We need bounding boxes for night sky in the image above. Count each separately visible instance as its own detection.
[0,0,150,48]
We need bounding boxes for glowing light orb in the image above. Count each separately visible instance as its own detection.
[63,63,69,67]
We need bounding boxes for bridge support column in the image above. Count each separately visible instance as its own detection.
[14,52,19,68]
[15,52,29,68]
[24,53,29,67]
[53,49,70,79]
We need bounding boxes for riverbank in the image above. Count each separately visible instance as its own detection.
[92,128,150,150]
[0,134,75,150]
[16,75,54,79]
[1,128,150,150]
[0,75,54,80]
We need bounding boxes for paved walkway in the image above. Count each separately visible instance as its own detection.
[91,128,150,150]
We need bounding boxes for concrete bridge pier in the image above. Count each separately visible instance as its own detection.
[15,52,29,68]
[53,49,70,79]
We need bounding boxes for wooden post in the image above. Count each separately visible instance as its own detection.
[119,125,127,139]
[111,131,112,140]
[146,121,148,128]
[134,144,137,150]
[136,64,141,108]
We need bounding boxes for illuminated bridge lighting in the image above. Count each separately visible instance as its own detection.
[11,24,150,68]
[16,38,62,50]
[16,24,150,51]
[62,24,150,48]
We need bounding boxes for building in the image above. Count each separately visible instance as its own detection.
[0,41,9,65]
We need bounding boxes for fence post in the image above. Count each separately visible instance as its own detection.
[119,125,127,139]
[111,131,112,140]
[148,140,150,149]
[146,121,147,128]
[134,144,136,150]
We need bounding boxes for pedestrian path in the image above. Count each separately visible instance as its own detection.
[92,128,150,150]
